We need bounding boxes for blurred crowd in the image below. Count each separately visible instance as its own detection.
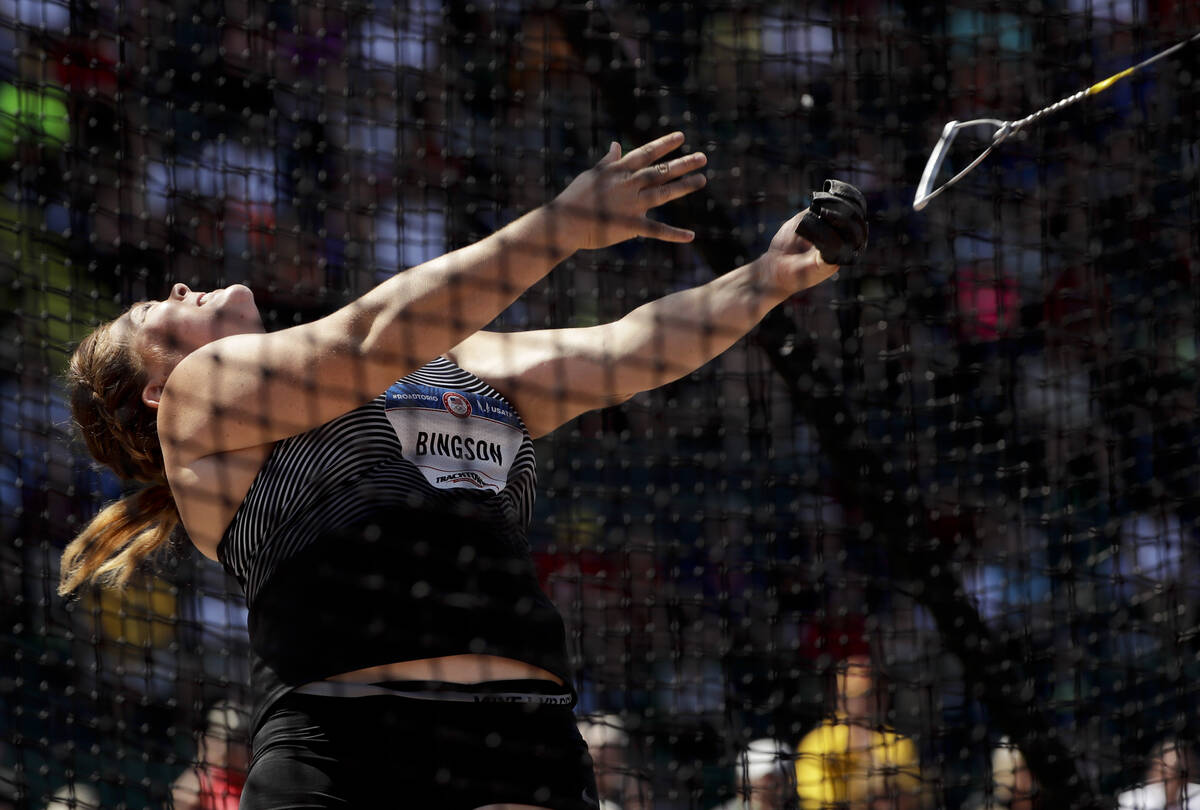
[2,0,1199,807]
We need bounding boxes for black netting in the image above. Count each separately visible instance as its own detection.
[3,2,1199,809]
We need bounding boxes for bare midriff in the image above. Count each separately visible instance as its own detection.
[326,654,564,686]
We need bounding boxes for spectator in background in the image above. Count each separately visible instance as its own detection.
[41,783,99,810]
[170,701,250,810]
[368,199,448,283]
[0,46,71,210]
[960,508,1053,633]
[1116,739,1200,810]
[963,739,1037,810]
[577,714,651,810]
[87,573,181,701]
[355,0,442,72]
[759,7,835,82]
[795,653,925,810]
[0,763,18,810]
[713,738,795,810]
[0,68,69,165]
[0,0,69,32]
[1106,509,1194,604]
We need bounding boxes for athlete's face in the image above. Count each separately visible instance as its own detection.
[127,282,264,361]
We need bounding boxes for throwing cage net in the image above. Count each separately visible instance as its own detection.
[3,1,1199,808]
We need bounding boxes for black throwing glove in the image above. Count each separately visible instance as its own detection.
[795,179,869,265]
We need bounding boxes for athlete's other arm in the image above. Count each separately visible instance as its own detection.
[448,210,837,438]
[158,133,706,461]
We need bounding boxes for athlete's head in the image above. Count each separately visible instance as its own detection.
[59,283,262,595]
[67,283,261,479]
[68,315,162,486]
[121,282,262,408]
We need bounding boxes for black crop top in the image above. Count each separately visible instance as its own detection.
[217,357,572,729]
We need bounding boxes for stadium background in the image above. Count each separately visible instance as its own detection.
[2,0,1199,807]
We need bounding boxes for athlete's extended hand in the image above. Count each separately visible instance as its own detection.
[549,131,707,251]
[763,209,841,293]
[795,180,869,265]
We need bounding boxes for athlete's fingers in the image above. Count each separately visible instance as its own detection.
[597,140,622,167]
[640,172,707,208]
[615,131,686,171]
[631,151,707,188]
[639,218,696,243]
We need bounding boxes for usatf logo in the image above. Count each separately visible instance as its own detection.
[442,391,471,418]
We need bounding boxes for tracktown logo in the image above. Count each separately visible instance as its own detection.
[442,391,471,418]
[435,471,488,488]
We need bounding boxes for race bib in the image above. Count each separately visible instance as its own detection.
[384,382,523,493]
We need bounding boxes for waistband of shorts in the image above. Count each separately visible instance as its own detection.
[292,678,575,705]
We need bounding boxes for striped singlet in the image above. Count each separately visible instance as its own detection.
[217,357,571,728]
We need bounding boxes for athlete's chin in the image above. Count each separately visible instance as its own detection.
[225,283,255,303]
[222,285,265,332]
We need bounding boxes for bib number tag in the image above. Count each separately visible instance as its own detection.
[385,383,523,493]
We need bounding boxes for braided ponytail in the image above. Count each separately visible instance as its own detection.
[59,317,181,595]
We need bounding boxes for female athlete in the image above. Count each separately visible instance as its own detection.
[59,132,860,809]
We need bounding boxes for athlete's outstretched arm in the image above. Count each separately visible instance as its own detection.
[158,133,706,462]
[448,210,838,438]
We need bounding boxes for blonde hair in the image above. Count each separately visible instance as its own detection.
[58,316,181,595]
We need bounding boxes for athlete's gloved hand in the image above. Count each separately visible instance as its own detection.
[794,180,869,265]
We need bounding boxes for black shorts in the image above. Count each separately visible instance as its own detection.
[239,682,599,810]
